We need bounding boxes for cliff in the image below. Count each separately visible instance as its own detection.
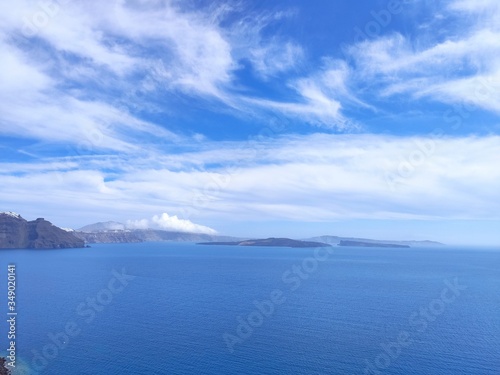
[0,212,85,249]
[0,357,10,375]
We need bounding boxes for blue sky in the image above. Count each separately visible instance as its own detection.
[1,0,500,245]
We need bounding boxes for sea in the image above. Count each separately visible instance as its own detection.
[0,243,499,375]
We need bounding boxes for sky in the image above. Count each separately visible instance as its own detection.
[1,0,499,245]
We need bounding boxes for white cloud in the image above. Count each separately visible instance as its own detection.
[449,0,500,15]
[345,1,500,113]
[1,134,499,228]
[125,219,149,230]
[228,0,500,123]
[0,40,52,95]
[3,0,500,143]
[0,2,190,151]
[249,41,304,78]
[244,60,366,129]
[0,0,360,148]
[0,0,236,149]
[30,0,236,97]
[127,213,217,234]
[227,7,303,78]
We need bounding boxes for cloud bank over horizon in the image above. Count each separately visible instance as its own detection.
[2,133,499,226]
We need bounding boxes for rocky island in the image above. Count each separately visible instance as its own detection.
[306,235,443,247]
[198,238,331,248]
[338,240,410,248]
[0,212,85,249]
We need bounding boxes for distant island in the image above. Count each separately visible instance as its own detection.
[338,240,410,248]
[306,235,443,247]
[198,238,331,248]
[0,213,445,249]
[69,221,446,247]
[74,221,245,244]
[0,212,84,249]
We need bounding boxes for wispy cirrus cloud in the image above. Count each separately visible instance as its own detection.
[2,0,500,146]
[244,60,366,130]
[227,6,304,79]
[345,0,500,113]
[248,41,304,79]
[0,3,284,163]
[4,0,377,140]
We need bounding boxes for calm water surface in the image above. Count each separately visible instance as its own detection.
[0,243,499,374]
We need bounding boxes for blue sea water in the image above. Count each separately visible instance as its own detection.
[0,243,499,375]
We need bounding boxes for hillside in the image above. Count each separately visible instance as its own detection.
[0,212,85,249]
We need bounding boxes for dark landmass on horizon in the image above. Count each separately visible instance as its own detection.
[306,235,444,247]
[0,215,445,249]
[338,240,410,248]
[77,222,445,247]
[198,238,332,248]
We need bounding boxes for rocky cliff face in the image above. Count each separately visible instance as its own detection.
[0,212,85,249]
[0,357,10,375]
